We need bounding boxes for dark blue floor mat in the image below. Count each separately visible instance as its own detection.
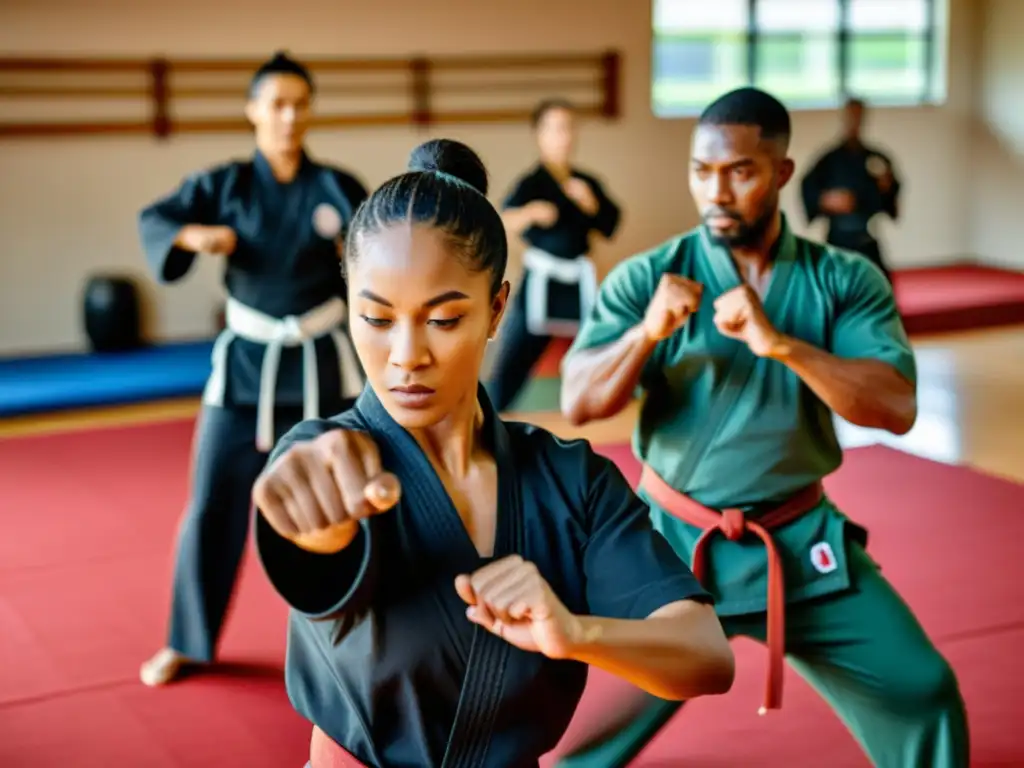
[0,340,214,417]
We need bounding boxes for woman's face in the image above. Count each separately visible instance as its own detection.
[536,106,576,164]
[347,224,508,429]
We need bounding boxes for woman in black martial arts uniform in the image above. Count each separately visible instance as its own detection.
[252,139,734,768]
[136,52,368,687]
[485,99,622,412]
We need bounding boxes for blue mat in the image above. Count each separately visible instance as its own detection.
[0,340,214,417]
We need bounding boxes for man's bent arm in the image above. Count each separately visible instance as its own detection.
[769,336,917,435]
[561,325,658,426]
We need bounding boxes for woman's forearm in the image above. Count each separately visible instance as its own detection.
[566,601,735,700]
[501,207,537,236]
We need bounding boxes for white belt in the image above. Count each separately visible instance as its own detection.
[203,296,364,452]
[522,247,598,338]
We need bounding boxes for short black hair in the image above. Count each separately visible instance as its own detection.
[531,97,574,128]
[698,87,792,148]
[248,51,315,100]
[344,139,507,296]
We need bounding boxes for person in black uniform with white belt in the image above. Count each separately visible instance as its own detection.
[136,52,368,686]
[486,98,622,412]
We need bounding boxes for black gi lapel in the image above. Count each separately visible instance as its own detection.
[356,385,522,768]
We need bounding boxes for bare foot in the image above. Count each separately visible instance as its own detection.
[139,647,194,687]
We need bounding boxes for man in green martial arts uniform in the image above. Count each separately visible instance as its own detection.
[557,87,968,768]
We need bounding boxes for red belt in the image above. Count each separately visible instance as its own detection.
[310,725,370,768]
[639,465,823,714]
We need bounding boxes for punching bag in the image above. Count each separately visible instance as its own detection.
[82,274,143,353]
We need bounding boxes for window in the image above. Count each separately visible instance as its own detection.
[651,0,946,118]
[846,0,933,104]
[753,0,841,107]
[651,1,749,118]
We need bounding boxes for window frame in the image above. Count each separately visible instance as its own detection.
[651,0,945,118]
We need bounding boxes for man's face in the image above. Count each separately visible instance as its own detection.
[246,73,312,154]
[536,106,576,163]
[842,101,865,139]
[689,123,794,248]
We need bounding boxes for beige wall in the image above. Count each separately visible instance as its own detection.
[969,0,1024,271]
[0,0,991,355]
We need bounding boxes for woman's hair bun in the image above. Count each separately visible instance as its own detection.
[408,139,489,196]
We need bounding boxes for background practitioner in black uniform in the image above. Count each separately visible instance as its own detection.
[136,52,368,687]
[486,99,621,412]
[801,97,902,283]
